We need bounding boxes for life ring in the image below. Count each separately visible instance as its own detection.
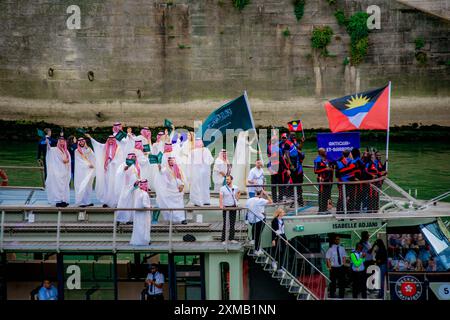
[0,169,8,186]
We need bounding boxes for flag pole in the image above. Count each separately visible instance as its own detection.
[301,120,305,140]
[385,81,392,172]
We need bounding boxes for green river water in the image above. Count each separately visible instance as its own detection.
[0,141,449,201]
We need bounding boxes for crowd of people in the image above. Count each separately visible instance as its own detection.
[388,233,439,272]
[266,130,387,214]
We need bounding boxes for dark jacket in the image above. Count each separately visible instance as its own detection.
[271,217,285,241]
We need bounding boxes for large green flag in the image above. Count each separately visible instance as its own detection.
[199,91,255,147]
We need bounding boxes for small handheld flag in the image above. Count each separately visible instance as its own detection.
[287,120,303,132]
[115,130,127,141]
[324,84,390,133]
[143,144,151,153]
[76,128,87,135]
[164,119,174,134]
[149,152,163,164]
[37,129,45,138]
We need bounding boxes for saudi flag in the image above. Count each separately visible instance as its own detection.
[199,91,255,147]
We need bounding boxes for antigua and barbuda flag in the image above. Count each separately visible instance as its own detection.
[287,120,303,132]
[324,83,390,133]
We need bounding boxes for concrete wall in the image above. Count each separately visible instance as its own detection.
[0,0,449,127]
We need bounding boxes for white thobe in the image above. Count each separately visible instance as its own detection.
[115,164,141,223]
[189,148,214,206]
[90,138,124,207]
[130,188,152,245]
[74,147,96,206]
[213,157,231,192]
[45,145,71,205]
[155,166,185,223]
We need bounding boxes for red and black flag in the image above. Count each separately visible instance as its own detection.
[324,83,390,133]
[287,120,303,132]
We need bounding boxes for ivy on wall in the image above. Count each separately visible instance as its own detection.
[232,0,250,11]
[332,9,370,66]
[293,0,305,21]
[311,26,333,56]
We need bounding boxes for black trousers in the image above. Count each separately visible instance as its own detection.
[250,219,265,251]
[329,266,346,298]
[352,271,367,299]
[271,234,287,266]
[289,172,304,206]
[221,208,237,241]
[147,294,164,301]
[271,173,282,202]
[318,184,332,213]
[337,184,356,214]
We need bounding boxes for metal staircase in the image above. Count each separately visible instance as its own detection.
[248,248,319,300]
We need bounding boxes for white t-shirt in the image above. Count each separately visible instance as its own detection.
[220,184,239,206]
[146,272,164,295]
[246,197,269,223]
[247,167,265,194]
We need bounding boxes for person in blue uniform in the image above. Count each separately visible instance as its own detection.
[335,150,357,213]
[286,133,305,207]
[314,148,333,213]
[38,279,58,300]
[363,153,379,212]
[351,148,364,212]
[37,128,57,179]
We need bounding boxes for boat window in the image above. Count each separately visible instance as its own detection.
[420,222,450,271]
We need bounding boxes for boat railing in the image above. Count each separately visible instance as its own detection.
[0,206,248,253]
[246,176,398,216]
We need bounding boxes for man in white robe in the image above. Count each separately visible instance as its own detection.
[152,131,165,155]
[85,134,123,208]
[74,137,96,207]
[130,179,152,246]
[189,138,214,206]
[115,153,141,224]
[45,137,71,207]
[213,149,232,192]
[154,156,186,224]
[133,140,152,183]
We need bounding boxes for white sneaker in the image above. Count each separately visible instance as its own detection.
[271,261,277,270]
[255,249,264,256]
[222,241,227,245]
[249,240,255,246]
[230,240,239,244]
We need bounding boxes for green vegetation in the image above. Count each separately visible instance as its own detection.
[293,0,305,21]
[178,44,190,49]
[343,56,349,65]
[325,0,336,5]
[311,26,333,56]
[415,37,425,50]
[334,10,348,26]
[217,0,225,7]
[345,12,370,65]
[232,0,250,11]
[282,27,291,37]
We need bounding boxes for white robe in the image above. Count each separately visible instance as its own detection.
[177,140,193,192]
[213,157,231,192]
[90,138,124,207]
[152,141,165,155]
[231,132,251,193]
[154,166,185,223]
[115,163,141,223]
[130,188,152,245]
[74,146,96,206]
[45,145,71,205]
[188,147,214,206]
